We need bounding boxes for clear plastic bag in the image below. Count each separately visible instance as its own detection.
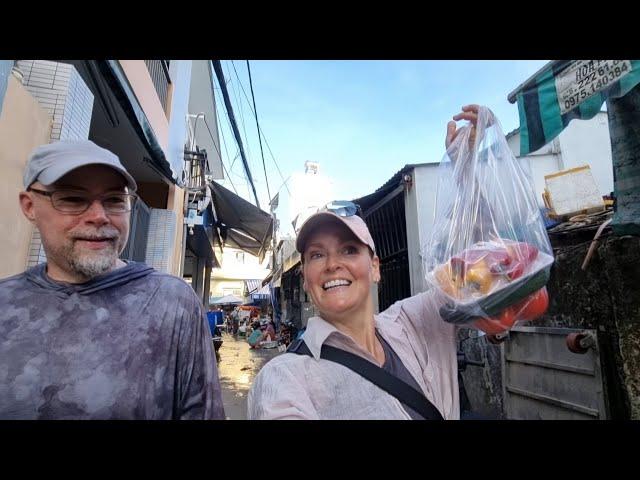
[423,106,554,334]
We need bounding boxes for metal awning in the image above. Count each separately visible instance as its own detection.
[263,267,281,288]
[210,181,273,258]
[92,60,176,182]
[250,284,271,300]
[283,253,301,274]
[186,223,219,268]
[245,279,262,294]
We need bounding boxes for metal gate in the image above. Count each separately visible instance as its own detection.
[363,191,410,312]
[120,197,150,262]
[502,326,607,419]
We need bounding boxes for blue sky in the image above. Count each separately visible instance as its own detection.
[213,60,549,210]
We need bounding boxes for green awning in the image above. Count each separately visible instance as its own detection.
[510,60,640,156]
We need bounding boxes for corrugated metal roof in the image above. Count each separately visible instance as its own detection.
[353,163,430,211]
[505,127,520,139]
[250,284,270,298]
[244,279,262,294]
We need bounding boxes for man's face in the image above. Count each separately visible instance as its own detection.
[20,164,131,282]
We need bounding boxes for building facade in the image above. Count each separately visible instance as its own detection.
[0,60,224,309]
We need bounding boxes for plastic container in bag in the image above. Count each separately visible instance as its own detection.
[423,106,554,334]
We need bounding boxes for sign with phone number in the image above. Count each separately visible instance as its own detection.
[555,60,632,114]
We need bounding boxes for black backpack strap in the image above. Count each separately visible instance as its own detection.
[289,339,444,420]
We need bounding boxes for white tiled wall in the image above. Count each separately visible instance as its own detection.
[145,208,176,273]
[18,60,95,268]
[17,60,93,142]
[26,229,48,267]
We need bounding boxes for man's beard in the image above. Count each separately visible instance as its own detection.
[46,227,125,280]
[67,243,119,279]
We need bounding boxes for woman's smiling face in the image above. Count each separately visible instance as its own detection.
[302,221,380,321]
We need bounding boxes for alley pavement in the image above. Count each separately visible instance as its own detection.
[216,332,281,420]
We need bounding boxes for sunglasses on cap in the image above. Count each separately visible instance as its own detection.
[320,200,363,218]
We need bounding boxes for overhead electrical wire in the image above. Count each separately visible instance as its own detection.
[211,60,260,208]
[226,62,291,199]
[245,60,271,204]
[227,61,254,188]
[213,85,240,172]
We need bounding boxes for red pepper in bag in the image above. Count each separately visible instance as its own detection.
[486,250,513,274]
[504,261,525,280]
[473,307,517,335]
[472,287,549,335]
[500,243,539,280]
[513,287,549,321]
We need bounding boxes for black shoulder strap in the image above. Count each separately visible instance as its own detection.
[286,337,312,355]
[288,339,444,420]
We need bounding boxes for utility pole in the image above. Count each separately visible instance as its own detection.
[607,82,640,235]
[211,60,261,209]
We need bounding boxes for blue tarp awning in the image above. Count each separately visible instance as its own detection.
[250,283,270,302]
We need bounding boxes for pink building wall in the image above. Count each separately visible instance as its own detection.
[118,60,170,152]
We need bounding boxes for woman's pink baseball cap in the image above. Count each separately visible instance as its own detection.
[295,211,376,255]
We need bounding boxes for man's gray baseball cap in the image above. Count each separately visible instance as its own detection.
[23,140,137,190]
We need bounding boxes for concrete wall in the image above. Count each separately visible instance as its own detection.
[167,183,185,277]
[507,112,613,206]
[211,247,270,283]
[167,60,192,181]
[458,329,505,418]
[404,163,441,295]
[557,112,613,195]
[210,279,244,298]
[188,60,224,179]
[118,60,170,152]
[0,75,51,278]
[506,134,562,207]
[542,234,640,419]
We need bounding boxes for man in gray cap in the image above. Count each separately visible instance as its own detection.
[0,140,225,419]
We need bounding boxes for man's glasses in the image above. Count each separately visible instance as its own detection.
[28,187,137,215]
[321,200,362,218]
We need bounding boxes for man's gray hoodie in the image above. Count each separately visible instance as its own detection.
[0,261,224,419]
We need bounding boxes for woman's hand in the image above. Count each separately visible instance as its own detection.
[445,104,481,149]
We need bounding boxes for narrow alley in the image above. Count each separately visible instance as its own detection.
[216,333,281,420]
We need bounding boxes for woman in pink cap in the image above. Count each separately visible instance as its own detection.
[247,106,482,420]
